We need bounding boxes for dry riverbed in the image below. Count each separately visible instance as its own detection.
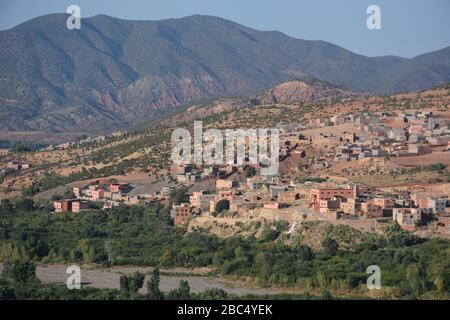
[0,264,292,296]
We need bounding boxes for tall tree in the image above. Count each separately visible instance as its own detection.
[120,272,145,294]
[147,268,164,300]
[322,237,339,257]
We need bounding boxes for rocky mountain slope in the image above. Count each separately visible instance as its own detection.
[0,14,449,132]
[161,78,362,126]
[259,78,361,105]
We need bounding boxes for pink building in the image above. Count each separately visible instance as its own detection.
[309,186,358,211]
[172,203,191,225]
[72,201,90,213]
[110,183,132,193]
[91,189,105,200]
[216,179,234,190]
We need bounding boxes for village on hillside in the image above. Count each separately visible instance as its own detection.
[36,109,450,239]
[2,1,450,303]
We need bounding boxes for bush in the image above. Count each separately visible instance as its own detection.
[215,199,230,213]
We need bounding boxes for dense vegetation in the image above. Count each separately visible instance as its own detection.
[296,177,328,184]
[0,198,449,300]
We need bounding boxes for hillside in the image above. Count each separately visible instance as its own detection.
[160,78,362,127]
[259,78,361,105]
[0,14,449,132]
[1,82,449,201]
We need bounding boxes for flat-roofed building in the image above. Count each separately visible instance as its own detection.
[269,185,286,198]
[372,198,394,209]
[319,199,341,213]
[53,200,73,213]
[110,183,132,194]
[90,189,105,200]
[428,198,447,213]
[53,201,63,212]
[393,208,421,230]
[340,198,361,215]
[172,203,191,225]
[229,196,247,213]
[189,191,214,212]
[72,201,90,213]
[309,186,358,211]
[215,189,236,202]
[361,201,383,218]
[216,179,234,190]
[412,194,447,213]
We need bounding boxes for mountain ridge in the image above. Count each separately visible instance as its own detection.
[0,14,449,133]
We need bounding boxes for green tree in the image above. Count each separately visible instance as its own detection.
[0,285,16,300]
[244,166,257,178]
[215,199,230,213]
[147,268,164,300]
[50,194,63,201]
[196,288,229,300]
[120,271,145,294]
[15,198,35,211]
[4,260,37,283]
[169,188,187,205]
[406,263,427,295]
[166,280,191,300]
[63,187,75,199]
[322,238,338,257]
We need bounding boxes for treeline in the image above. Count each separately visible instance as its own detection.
[0,199,449,299]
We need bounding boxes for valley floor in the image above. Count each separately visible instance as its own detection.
[0,263,308,296]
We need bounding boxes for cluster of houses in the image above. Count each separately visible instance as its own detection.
[0,160,30,175]
[360,111,449,153]
[54,180,144,213]
[171,173,450,234]
[172,164,235,184]
[172,173,304,225]
[53,179,182,213]
[169,110,450,233]
[307,112,450,169]
[308,184,449,232]
[236,111,450,175]
[49,109,449,236]
[58,181,186,213]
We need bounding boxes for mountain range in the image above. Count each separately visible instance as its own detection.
[0,13,449,133]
